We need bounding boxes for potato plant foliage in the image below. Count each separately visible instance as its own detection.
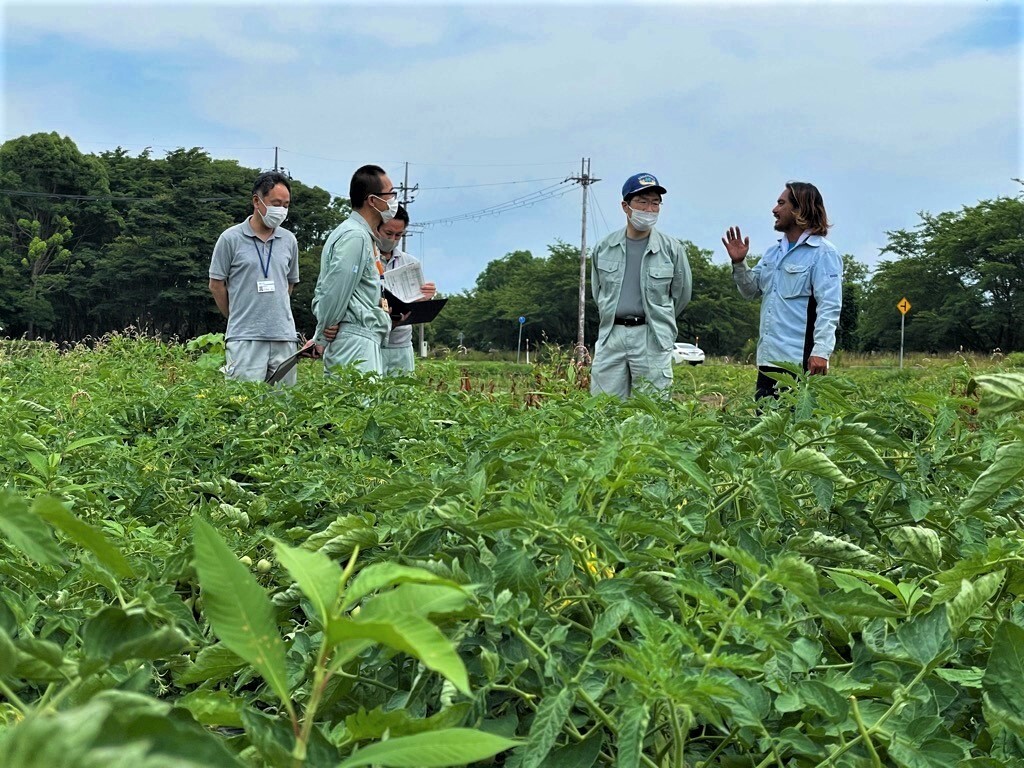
[1,336,1024,768]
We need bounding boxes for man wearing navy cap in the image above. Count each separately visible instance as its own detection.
[589,172,692,398]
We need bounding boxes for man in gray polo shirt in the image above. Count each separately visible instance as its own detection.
[589,172,692,398]
[209,171,300,384]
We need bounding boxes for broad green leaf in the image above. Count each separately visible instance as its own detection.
[360,583,471,620]
[616,702,650,768]
[342,562,463,610]
[538,731,603,768]
[0,629,18,676]
[0,690,244,768]
[592,602,632,649]
[779,447,852,486]
[64,434,115,452]
[336,728,519,768]
[768,555,820,605]
[175,643,247,685]
[493,546,542,605]
[796,680,849,723]
[971,372,1024,416]
[710,541,763,575]
[749,473,782,521]
[192,517,291,709]
[81,605,188,670]
[32,496,134,578]
[790,531,880,568]
[0,490,63,567]
[897,606,953,668]
[959,441,1024,517]
[329,613,470,695]
[345,703,472,742]
[178,689,246,727]
[888,736,968,768]
[272,539,343,625]
[520,686,575,768]
[983,621,1024,738]
[948,571,1005,632]
[829,568,906,605]
[890,525,942,569]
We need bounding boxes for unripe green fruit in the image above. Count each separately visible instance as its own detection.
[256,559,272,573]
[239,555,253,567]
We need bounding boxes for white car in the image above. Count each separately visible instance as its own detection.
[672,342,705,365]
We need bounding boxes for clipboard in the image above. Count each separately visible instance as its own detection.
[384,290,448,327]
[266,339,317,384]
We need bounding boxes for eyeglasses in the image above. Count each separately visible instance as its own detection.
[374,190,399,200]
[629,198,663,210]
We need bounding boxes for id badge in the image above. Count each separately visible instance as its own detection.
[257,280,276,293]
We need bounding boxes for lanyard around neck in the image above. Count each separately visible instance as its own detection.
[252,237,274,279]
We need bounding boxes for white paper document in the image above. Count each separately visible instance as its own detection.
[381,262,426,303]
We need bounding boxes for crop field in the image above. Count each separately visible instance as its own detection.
[1,335,1023,768]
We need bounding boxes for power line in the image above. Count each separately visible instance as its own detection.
[590,185,612,237]
[418,180,574,227]
[417,176,565,191]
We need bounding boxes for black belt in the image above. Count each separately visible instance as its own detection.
[614,316,646,327]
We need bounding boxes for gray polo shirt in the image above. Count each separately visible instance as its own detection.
[209,218,299,342]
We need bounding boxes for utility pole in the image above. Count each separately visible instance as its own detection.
[274,146,279,172]
[394,162,425,357]
[571,158,599,362]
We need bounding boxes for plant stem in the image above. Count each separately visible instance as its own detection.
[700,574,768,678]
[0,679,29,714]
[850,695,882,768]
[813,665,930,768]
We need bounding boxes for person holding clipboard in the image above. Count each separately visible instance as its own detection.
[312,165,398,376]
[322,204,440,374]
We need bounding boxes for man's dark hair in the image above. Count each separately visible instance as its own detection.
[393,204,409,226]
[786,181,830,236]
[252,171,291,199]
[350,165,387,208]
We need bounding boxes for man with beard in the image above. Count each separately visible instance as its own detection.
[723,182,843,400]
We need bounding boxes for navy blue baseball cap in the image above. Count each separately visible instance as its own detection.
[622,172,667,200]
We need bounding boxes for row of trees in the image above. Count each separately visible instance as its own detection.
[1,133,1021,354]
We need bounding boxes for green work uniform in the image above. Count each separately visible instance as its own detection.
[590,227,692,398]
[311,212,391,375]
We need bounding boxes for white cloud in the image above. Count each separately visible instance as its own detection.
[2,1,1019,292]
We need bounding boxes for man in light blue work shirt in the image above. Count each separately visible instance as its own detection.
[590,172,692,398]
[723,181,843,400]
[312,165,397,375]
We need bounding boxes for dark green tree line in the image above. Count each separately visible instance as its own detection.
[6,131,1019,354]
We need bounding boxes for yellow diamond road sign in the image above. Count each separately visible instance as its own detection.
[897,297,911,315]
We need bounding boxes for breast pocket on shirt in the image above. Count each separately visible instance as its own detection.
[596,258,623,287]
[647,264,674,306]
[779,263,811,299]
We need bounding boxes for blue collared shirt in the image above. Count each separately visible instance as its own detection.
[732,231,843,366]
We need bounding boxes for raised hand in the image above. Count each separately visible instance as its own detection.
[722,226,750,264]
[419,282,437,300]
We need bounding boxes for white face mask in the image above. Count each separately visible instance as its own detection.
[373,194,399,223]
[628,206,658,232]
[259,198,288,229]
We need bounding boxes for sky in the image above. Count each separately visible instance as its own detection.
[1,0,1021,297]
